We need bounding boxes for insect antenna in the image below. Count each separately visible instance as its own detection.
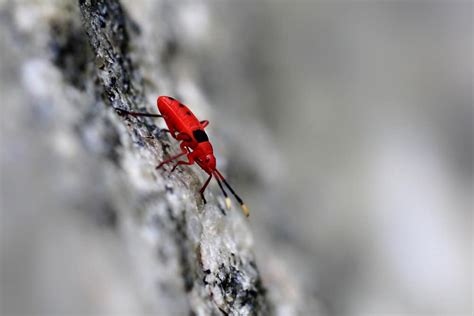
[115,108,163,118]
[214,172,231,210]
[214,170,249,217]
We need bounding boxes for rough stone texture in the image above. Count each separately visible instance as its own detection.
[78,1,270,314]
[1,0,321,315]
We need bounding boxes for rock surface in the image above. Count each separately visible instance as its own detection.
[1,0,321,315]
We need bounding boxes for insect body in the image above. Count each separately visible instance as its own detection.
[117,96,249,217]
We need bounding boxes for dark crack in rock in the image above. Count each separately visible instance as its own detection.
[79,0,144,110]
[49,17,91,90]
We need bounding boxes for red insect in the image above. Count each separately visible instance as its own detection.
[117,96,249,217]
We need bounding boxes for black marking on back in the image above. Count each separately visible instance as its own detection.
[167,96,175,101]
[186,111,192,115]
[179,103,185,108]
[193,130,209,143]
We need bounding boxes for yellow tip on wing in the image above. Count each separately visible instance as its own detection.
[241,204,249,217]
[225,197,232,210]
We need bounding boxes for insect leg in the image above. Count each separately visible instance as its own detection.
[156,152,186,169]
[200,120,209,129]
[170,154,195,173]
[199,173,213,204]
[115,108,162,118]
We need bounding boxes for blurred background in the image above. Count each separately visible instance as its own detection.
[1,0,472,315]
[197,1,472,315]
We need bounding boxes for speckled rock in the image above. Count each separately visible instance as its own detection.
[1,0,321,315]
[78,0,270,314]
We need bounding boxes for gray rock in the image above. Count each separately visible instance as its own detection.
[1,0,321,315]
